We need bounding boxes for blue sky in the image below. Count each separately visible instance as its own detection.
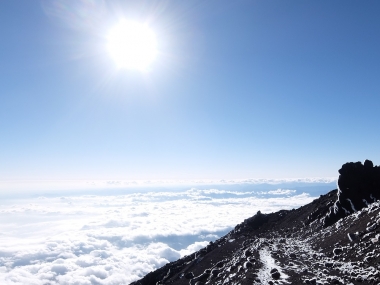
[1,0,380,181]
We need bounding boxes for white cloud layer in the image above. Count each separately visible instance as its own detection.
[0,178,336,196]
[0,184,329,284]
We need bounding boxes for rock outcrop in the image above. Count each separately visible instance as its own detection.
[324,159,380,227]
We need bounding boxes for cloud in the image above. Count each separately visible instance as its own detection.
[180,241,209,257]
[0,184,326,284]
[267,189,297,195]
[0,178,337,197]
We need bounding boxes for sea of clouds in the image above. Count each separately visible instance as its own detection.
[0,179,336,284]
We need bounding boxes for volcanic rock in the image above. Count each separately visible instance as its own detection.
[323,159,380,227]
[131,160,380,285]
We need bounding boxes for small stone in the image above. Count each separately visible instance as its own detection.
[270,268,278,274]
[215,261,224,268]
[367,223,377,232]
[333,248,342,255]
[184,272,194,279]
[244,261,253,268]
[244,249,252,257]
[348,232,357,242]
[325,262,334,267]
[211,269,220,277]
[272,271,281,279]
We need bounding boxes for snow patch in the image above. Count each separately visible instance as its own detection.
[257,247,289,284]
[342,207,350,214]
[346,198,357,212]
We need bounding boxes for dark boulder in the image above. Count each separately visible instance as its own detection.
[244,211,269,229]
[324,160,380,227]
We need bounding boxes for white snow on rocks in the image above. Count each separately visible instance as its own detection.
[346,198,357,212]
[257,247,289,284]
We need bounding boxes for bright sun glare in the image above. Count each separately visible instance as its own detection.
[107,20,157,71]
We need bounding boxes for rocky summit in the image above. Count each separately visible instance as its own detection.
[131,160,380,285]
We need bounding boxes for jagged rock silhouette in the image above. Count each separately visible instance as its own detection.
[324,159,380,227]
[243,211,269,229]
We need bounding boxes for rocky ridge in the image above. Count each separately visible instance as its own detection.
[131,160,380,285]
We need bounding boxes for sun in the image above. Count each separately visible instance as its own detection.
[107,20,157,71]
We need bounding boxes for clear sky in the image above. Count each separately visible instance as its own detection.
[1,0,380,181]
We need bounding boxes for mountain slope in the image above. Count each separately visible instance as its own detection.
[132,160,380,285]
